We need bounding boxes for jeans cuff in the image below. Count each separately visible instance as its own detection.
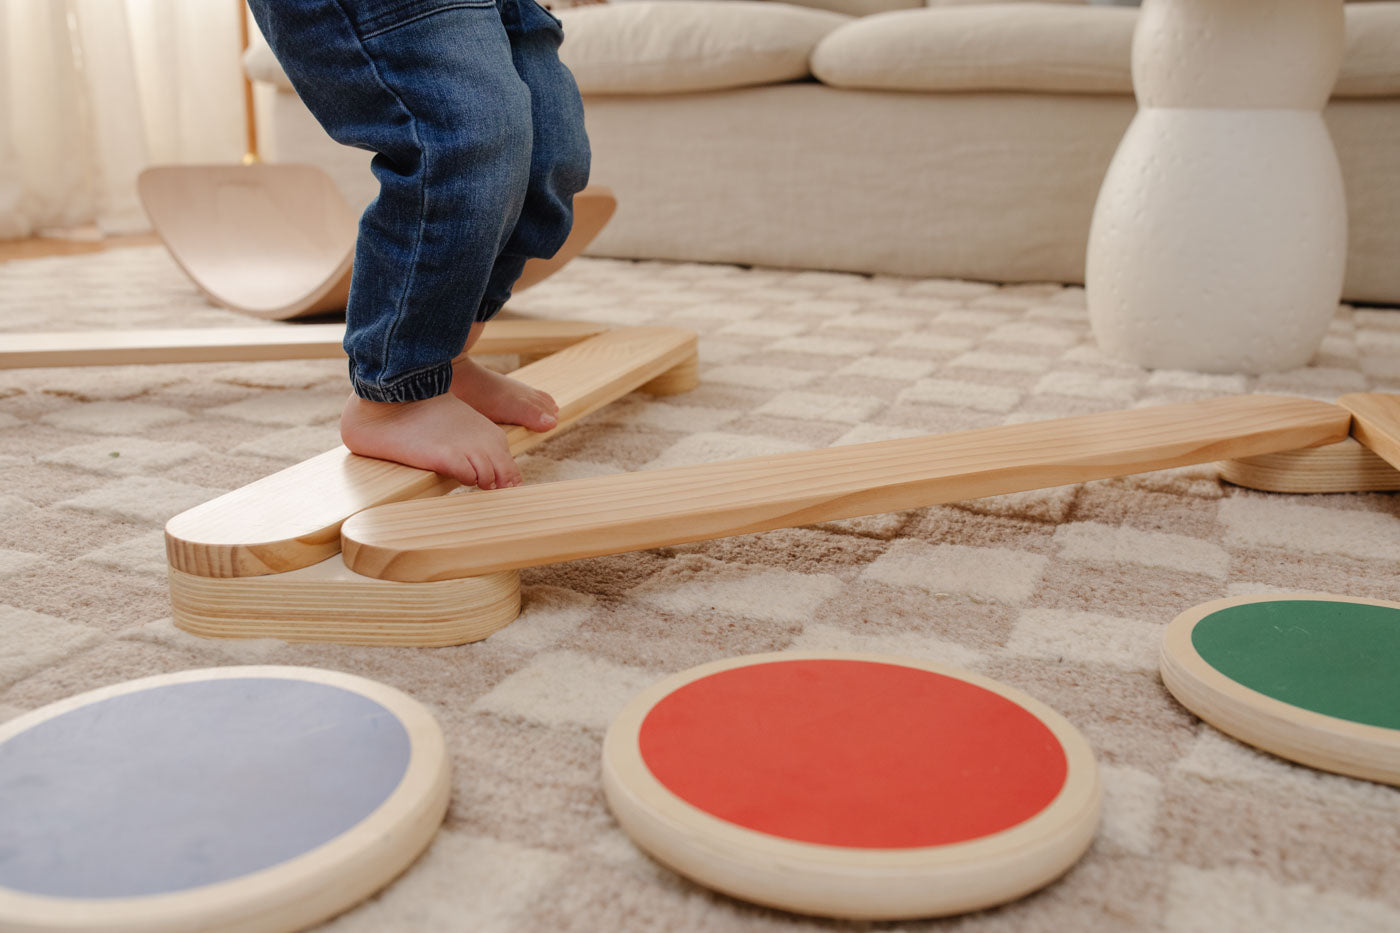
[350,360,454,403]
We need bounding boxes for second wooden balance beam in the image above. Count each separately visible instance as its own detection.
[339,394,1361,584]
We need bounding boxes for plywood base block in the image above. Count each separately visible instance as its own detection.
[1219,437,1400,493]
[639,350,700,396]
[170,559,520,647]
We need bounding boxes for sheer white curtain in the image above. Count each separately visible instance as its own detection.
[0,0,245,239]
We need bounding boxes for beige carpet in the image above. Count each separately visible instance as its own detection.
[2,246,1400,931]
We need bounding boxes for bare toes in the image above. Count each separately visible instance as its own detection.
[467,454,497,490]
[492,454,523,488]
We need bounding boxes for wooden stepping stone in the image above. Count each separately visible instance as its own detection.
[0,666,449,932]
[602,652,1100,919]
[342,394,1350,581]
[1160,594,1400,785]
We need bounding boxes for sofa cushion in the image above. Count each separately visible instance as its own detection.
[779,0,921,16]
[559,1,850,94]
[813,1,1400,97]
[1338,2,1400,96]
[602,0,922,19]
[812,4,1136,95]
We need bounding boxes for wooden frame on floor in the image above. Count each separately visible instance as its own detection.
[165,321,699,646]
[167,385,1400,647]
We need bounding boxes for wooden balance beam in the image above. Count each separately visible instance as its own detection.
[338,395,1351,583]
[0,320,607,370]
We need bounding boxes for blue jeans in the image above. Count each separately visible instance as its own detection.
[246,0,590,402]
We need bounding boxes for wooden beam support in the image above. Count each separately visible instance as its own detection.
[1219,436,1400,493]
[1339,393,1400,471]
[341,395,1351,583]
[165,326,698,578]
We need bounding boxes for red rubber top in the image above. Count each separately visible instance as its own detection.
[637,659,1068,849]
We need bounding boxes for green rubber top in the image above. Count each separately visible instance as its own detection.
[1191,599,1400,731]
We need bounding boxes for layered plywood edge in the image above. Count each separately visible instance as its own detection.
[1219,437,1400,493]
[165,323,698,646]
[1220,393,1400,492]
[341,394,1350,582]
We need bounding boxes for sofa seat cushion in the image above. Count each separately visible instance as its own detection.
[812,1,1400,97]
[1341,2,1400,96]
[814,4,1134,95]
[559,1,850,95]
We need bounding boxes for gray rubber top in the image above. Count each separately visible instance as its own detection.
[0,677,412,898]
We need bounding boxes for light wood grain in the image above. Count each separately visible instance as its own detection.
[0,319,607,370]
[0,232,159,264]
[170,561,521,646]
[603,652,1100,920]
[1338,392,1400,470]
[1160,594,1400,786]
[342,395,1350,582]
[1218,436,1400,493]
[166,326,698,578]
[0,666,450,933]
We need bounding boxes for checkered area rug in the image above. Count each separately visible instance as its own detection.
[2,246,1400,931]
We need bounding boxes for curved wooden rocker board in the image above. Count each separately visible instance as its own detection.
[602,652,1100,919]
[164,325,698,645]
[1160,594,1400,785]
[138,165,616,321]
[138,164,356,320]
[341,394,1351,582]
[0,666,449,932]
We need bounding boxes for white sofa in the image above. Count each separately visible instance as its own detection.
[246,0,1400,304]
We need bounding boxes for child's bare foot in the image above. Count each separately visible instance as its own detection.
[340,392,522,489]
[451,355,559,433]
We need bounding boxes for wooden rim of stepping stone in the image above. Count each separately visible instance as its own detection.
[0,666,450,933]
[1161,594,1400,786]
[601,652,1101,920]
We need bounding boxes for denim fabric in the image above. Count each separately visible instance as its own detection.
[246,0,590,402]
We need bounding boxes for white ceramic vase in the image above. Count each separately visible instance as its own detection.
[1086,0,1348,374]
